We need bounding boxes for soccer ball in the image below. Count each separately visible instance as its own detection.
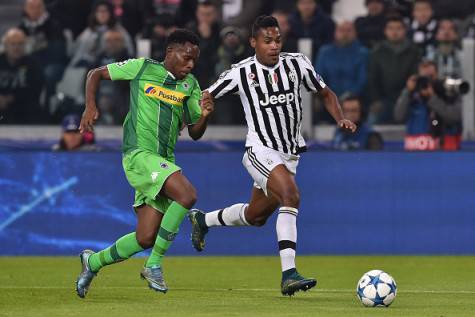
[356,270,397,307]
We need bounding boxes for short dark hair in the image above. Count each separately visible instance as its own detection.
[419,59,437,70]
[198,0,215,7]
[166,29,200,48]
[414,0,433,7]
[89,0,116,29]
[252,15,279,38]
[340,94,362,107]
[385,15,405,28]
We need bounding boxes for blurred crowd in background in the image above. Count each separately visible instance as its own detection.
[1,0,475,151]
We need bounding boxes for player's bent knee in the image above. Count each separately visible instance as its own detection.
[135,230,157,249]
[246,215,268,227]
[281,189,300,208]
[176,188,197,209]
[136,231,156,249]
[252,219,267,227]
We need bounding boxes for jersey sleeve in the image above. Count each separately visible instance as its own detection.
[184,79,202,125]
[107,58,145,81]
[297,54,326,93]
[207,68,239,99]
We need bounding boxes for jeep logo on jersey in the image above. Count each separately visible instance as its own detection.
[259,91,295,107]
[144,83,185,106]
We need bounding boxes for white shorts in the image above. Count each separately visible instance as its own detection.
[242,146,300,196]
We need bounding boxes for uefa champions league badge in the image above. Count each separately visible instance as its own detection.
[116,59,131,67]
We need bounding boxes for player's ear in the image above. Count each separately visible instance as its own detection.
[250,37,256,49]
[166,44,174,55]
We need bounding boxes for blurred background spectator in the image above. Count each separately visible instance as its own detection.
[19,0,67,107]
[272,10,298,53]
[368,16,420,124]
[333,94,383,150]
[394,60,462,151]
[210,26,250,125]
[316,21,368,99]
[220,0,268,37]
[315,21,368,123]
[426,18,462,78]
[186,0,221,88]
[289,0,335,59]
[52,114,99,151]
[215,26,251,77]
[407,0,437,55]
[355,0,386,49]
[108,0,147,39]
[142,13,177,62]
[145,0,197,27]
[45,0,94,39]
[92,29,131,125]
[69,0,134,67]
[0,28,45,124]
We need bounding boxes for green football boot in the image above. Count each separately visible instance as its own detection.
[188,209,208,252]
[281,270,317,296]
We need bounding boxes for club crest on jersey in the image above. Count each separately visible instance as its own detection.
[267,73,279,85]
[289,71,297,83]
[144,83,185,106]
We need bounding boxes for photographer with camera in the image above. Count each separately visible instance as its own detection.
[394,60,464,151]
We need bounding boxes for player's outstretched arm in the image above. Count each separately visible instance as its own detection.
[320,87,357,133]
[188,91,214,140]
[80,66,111,133]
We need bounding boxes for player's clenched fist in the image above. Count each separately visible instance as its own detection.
[338,119,357,133]
[200,91,214,117]
[79,105,99,133]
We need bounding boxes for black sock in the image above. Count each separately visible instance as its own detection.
[196,211,209,231]
[282,268,297,280]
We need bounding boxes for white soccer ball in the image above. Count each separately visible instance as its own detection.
[356,270,397,307]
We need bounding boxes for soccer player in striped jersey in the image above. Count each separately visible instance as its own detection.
[189,15,356,296]
[75,29,214,297]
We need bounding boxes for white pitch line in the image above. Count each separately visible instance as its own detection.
[1,286,474,295]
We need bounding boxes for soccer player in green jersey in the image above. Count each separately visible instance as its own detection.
[75,29,214,298]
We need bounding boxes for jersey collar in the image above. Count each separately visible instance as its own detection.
[254,54,281,71]
[160,62,180,81]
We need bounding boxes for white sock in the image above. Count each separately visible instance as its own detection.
[276,207,298,272]
[205,203,250,227]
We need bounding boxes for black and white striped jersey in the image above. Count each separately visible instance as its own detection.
[207,53,326,155]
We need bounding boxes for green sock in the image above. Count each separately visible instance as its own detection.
[145,201,189,268]
[88,232,144,272]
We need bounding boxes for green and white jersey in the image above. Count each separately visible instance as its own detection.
[107,58,202,162]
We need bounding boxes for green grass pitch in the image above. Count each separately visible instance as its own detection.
[1,256,474,317]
